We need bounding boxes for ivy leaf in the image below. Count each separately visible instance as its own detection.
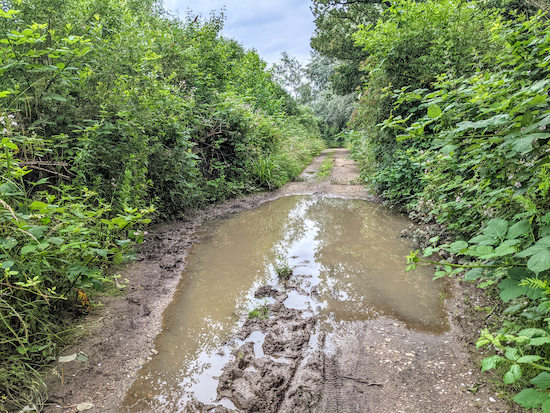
[514,388,547,408]
[503,364,522,384]
[527,250,550,274]
[481,355,504,372]
[531,372,550,390]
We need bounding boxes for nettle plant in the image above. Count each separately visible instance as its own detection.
[393,13,550,410]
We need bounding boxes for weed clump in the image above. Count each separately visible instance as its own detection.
[248,300,269,319]
[274,256,294,280]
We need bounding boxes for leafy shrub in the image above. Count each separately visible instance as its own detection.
[395,12,550,409]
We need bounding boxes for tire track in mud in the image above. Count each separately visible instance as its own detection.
[322,356,343,413]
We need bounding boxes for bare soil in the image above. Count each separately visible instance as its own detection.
[43,149,514,413]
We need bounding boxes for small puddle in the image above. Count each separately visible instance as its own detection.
[121,196,449,412]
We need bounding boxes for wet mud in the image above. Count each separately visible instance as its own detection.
[44,150,513,413]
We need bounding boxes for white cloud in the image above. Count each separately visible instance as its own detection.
[163,0,315,64]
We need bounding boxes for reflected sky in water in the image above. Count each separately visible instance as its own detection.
[122,196,448,412]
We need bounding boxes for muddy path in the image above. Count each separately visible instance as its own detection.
[44,149,510,413]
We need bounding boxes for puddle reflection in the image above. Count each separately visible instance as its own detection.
[122,196,448,412]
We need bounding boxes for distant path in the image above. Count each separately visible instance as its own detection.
[276,148,378,200]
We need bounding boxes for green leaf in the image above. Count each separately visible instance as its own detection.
[469,234,497,246]
[0,237,17,250]
[427,105,442,118]
[483,219,508,239]
[449,240,468,253]
[527,250,550,274]
[463,267,484,281]
[111,217,129,229]
[505,347,520,361]
[21,244,38,255]
[507,220,531,239]
[481,355,504,372]
[517,355,543,363]
[514,388,547,408]
[531,372,550,390]
[28,226,47,239]
[516,245,548,258]
[530,337,550,346]
[503,364,522,384]
[92,248,109,258]
[499,278,530,302]
[519,328,548,338]
[493,244,517,257]
[508,267,530,280]
[113,253,123,265]
[49,237,64,245]
[542,399,550,413]
[29,201,48,210]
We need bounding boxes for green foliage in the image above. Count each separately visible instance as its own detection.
[0,0,325,409]
[390,11,550,409]
[310,0,385,94]
[248,300,269,319]
[274,255,294,280]
[349,0,504,204]
[317,151,335,180]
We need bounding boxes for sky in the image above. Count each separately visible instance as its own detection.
[163,0,316,65]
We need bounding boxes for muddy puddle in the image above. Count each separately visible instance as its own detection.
[121,196,449,412]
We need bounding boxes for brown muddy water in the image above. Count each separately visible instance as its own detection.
[121,196,448,412]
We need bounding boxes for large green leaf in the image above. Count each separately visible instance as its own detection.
[532,372,550,390]
[514,388,547,408]
[530,337,550,346]
[463,267,484,281]
[427,105,442,118]
[481,355,504,372]
[516,245,548,258]
[505,347,520,361]
[517,355,543,363]
[503,364,522,384]
[507,220,531,239]
[29,201,48,210]
[483,219,508,239]
[468,234,497,246]
[499,278,530,302]
[449,240,468,253]
[527,250,550,274]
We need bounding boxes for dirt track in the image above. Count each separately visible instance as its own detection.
[44,149,512,413]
